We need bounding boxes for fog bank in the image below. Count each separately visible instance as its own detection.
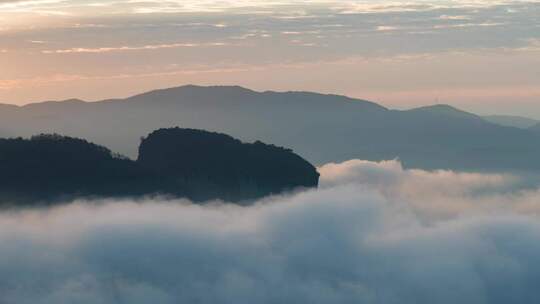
[2,159,540,303]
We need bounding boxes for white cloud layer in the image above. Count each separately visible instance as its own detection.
[42,42,230,54]
[2,159,540,303]
[1,0,538,14]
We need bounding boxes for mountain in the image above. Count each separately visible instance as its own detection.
[410,104,482,121]
[530,123,540,132]
[483,115,539,129]
[2,85,540,173]
[137,128,319,201]
[0,129,319,205]
[0,134,145,204]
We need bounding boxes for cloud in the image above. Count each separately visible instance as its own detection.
[376,25,399,31]
[2,159,540,303]
[438,15,472,20]
[42,42,230,54]
[3,0,536,16]
[330,0,540,14]
[433,22,507,29]
[0,0,68,12]
[319,159,535,221]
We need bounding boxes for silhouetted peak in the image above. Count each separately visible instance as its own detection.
[408,104,480,120]
[127,85,257,103]
[124,85,388,111]
[184,84,256,93]
[23,98,87,109]
[1,133,117,161]
[0,103,20,110]
[141,126,239,144]
[0,129,319,205]
[62,98,86,104]
[138,127,319,198]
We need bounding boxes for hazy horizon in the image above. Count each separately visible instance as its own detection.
[2,83,540,120]
[1,0,539,116]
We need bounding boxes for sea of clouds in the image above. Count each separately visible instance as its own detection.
[2,159,540,303]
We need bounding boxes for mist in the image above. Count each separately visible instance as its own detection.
[2,159,540,303]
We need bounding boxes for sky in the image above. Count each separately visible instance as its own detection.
[0,0,539,116]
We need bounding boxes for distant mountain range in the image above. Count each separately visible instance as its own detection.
[482,115,540,129]
[1,85,540,173]
[529,122,540,132]
[0,128,318,205]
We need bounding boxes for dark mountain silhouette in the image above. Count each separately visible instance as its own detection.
[138,128,319,202]
[2,85,540,172]
[0,129,319,206]
[0,134,146,204]
[411,104,482,120]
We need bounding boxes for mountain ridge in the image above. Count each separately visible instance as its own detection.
[1,85,387,110]
[1,85,539,173]
[483,115,540,129]
[0,128,319,205]
[407,104,482,120]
